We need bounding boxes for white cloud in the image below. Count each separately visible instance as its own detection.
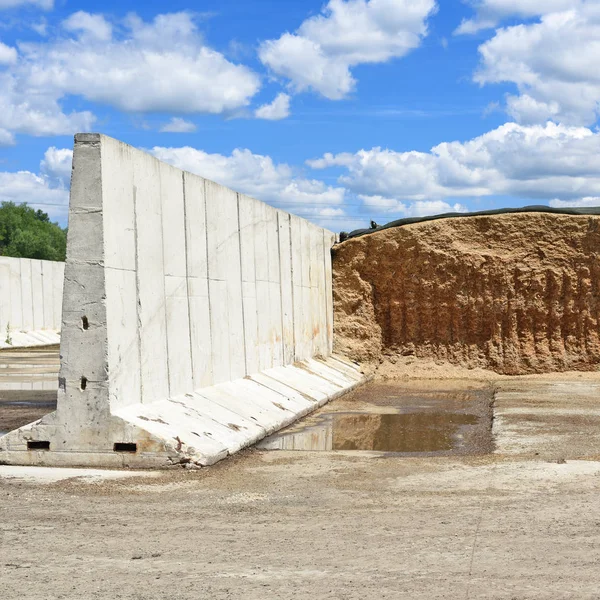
[159,117,197,133]
[456,0,576,34]
[0,12,260,140]
[0,173,68,222]
[259,0,437,99]
[150,145,346,227]
[62,11,112,42]
[0,41,17,65]
[0,0,52,9]
[255,93,291,120]
[40,146,72,186]
[19,12,261,114]
[360,195,467,216]
[0,146,72,222]
[474,3,600,125]
[308,121,600,203]
[0,128,15,146]
[549,197,600,208]
[0,71,95,137]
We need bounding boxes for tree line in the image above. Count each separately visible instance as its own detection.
[0,202,67,262]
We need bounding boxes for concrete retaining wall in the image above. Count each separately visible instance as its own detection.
[0,134,363,467]
[0,257,64,349]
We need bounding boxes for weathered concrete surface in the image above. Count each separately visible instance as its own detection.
[0,134,363,468]
[1,375,600,600]
[0,257,64,349]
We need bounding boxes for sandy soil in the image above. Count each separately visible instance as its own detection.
[333,213,600,375]
[2,375,600,600]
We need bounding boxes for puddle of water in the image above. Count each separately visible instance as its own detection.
[333,412,478,452]
[258,382,494,456]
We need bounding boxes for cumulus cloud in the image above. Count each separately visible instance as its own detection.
[0,41,17,65]
[549,197,600,208]
[150,145,346,227]
[159,117,197,133]
[0,11,261,141]
[360,195,467,217]
[474,3,600,125]
[0,0,52,9]
[259,0,436,99]
[0,156,70,223]
[255,93,291,120]
[308,122,600,204]
[456,0,576,34]
[62,11,112,41]
[0,128,15,146]
[40,146,72,186]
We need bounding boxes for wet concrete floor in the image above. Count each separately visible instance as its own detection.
[258,381,494,456]
[0,345,59,435]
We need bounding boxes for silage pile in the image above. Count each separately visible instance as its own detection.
[333,213,600,375]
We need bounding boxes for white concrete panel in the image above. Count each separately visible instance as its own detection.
[160,161,193,397]
[8,258,22,330]
[30,260,44,331]
[324,231,335,355]
[105,267,141,410]
[278,212,295,364]
[52,262,64,330]
[0,261,11,333]
[101,136,136,271]
[164,275,193,396]
[256,279,272,371]
[132,149,169,404]
[205,181,245,381]
[309,225,322,356]
[209,279,230,384]
[183,173,211,388]
[238,194,259,375]
[41,260,53,330]
[254,201,272,371]
[19,259,34,332]
[301,219,313,359]
[188,277,212,388]
[265,206,283,367]
[290,215,304,361]
[182,173,208,279]
[241,280,259,375]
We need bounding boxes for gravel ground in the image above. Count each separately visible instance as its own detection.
[1,376,600,599]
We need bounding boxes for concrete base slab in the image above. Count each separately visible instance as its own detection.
[0,330,60,350]
[0,356,365,468]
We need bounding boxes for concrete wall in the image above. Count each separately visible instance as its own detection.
[0,257,64,348]
[0,133,363,467]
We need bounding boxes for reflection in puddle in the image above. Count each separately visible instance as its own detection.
[258,383,494,456]
[259,412,480,454]
[333,412,478,452]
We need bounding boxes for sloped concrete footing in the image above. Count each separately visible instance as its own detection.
[0,330,61,350]
[0,356,364,468]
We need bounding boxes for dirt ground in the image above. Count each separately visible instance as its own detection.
[2,374,600,600]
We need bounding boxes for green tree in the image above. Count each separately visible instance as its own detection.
[0,202,67,261]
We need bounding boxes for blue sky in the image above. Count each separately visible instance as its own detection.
[0,0,599,231]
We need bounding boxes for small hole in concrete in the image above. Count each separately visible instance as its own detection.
[80,376,87,391]
[82,316,89,330]
[27,440,50,451]
[114,442,137,453]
